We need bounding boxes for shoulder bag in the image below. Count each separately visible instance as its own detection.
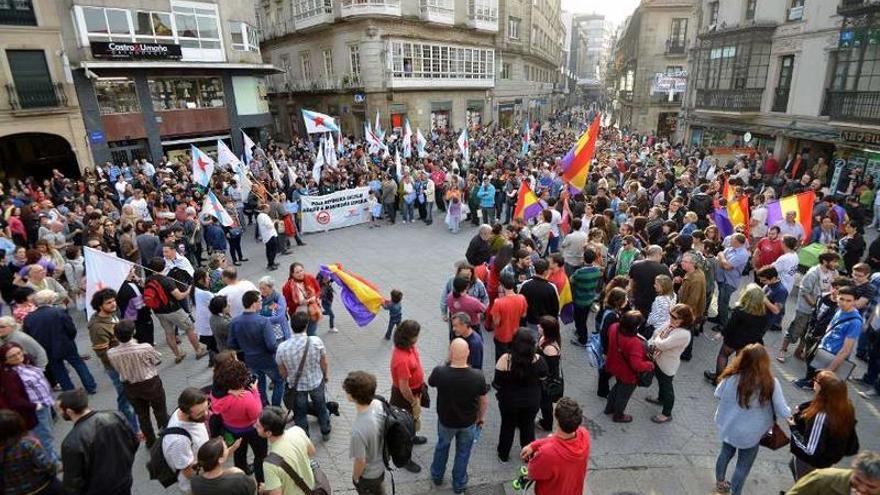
[759,413,790,450]
[282,338,311,411]
[265,452,331,495]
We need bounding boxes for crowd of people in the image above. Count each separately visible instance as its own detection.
[1,104,880,495]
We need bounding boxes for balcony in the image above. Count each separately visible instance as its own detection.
[340,0,401,18]
[420,0,454,25]
[823,90,880,125]
[838,0,880,16]
[771,88,790,113]
[266,75,363,94]
[5,82,68,112]
[0,2,36,26]
[294,2,334,30]
[695,88,763,112]
[665,39,687,55]
[468,0,498,31]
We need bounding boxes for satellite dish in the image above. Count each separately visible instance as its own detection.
[743,132,752,143]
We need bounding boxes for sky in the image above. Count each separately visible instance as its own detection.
[561,0,641,26]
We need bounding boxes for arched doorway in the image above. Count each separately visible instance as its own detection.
[0,132,79,180]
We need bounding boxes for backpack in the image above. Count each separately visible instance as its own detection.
[376,395,414,469]
[143,278,171,312]
[586,332,605,369]
[146,427,191,488]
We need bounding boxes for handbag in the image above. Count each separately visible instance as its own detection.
[265,452,331,495]
[308,300,323,322]
[759,417,790,450]
[616,331,653,388]
[419,383,431,409]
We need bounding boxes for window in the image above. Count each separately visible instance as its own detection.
[469,0,497,22]
[135,11,173,42]
[508,17,520,40]
[745,0,757,21]
[666,65,684,74]
[788,0,804,21]
[349,45,361,81]
[172,2,221,49]
[293,0,332,21]
[229,22,259,51]
[94,78,140,114]
[708,1,719,26]
[149,77,224,110]
[501,62,511,79]
[300,51,312,80]
[0,0,36,26]
[694,36,771,91]
[6,49,57,109]
[773,55,794,111]
[389,40,494,81]
[423,0,454,15]
[322,49,334,80]
[80,6,132,41]
[669,18,687,51]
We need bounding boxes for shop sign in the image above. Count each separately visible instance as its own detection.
[88,131,105,144]
[841,130,880,147]
[90,41,182,60]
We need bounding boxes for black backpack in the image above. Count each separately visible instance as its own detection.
[146,427,192,488]
[375,395,414,469]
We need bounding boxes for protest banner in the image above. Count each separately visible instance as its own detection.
[300,186,371,233]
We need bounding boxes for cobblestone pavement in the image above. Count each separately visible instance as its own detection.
[53,218,880,495]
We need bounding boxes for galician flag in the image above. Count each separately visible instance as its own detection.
[269,158,285,187]
[402,119,413,159]
[217,139,242,171]
[395,149,402,180]
[415,128,427,158]
[374,111,385,140]
[241,130,256,164]
[336,131,344,154]
[201,190,234,227]
[313,138,325,184]
[191,145,215,188]
[325,134,338,168]
[84,247,133,319]
[302,109,340,133]
[457,128,469,164]
[520,118,531,157]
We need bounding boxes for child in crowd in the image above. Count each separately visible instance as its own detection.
[317,271,337,333]
[382,289,403,340]
[367,190,382,228]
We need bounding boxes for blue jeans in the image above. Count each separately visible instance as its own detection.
[49,348,96,393]
[403,202,415,222]
[430,423,477,491]
[251,365,284,406]
[291,382,331,436]
[31,405,59,465]
[861,337,880,392]
[715,442,760,495]
[106,367,140,433]
[717,283,736,328]
[322,300,335,329]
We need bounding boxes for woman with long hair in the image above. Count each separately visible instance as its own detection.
[604,310,654,423]
[714,344,791,495]
[493,328,548,462]
[596,285,629,398]
[209,357,267,483]
[390,320,427,473]
[705,284,769,385]
[281,262,321,336]
[0,410,64,494]
[645,274,676,336]
[646,304,693,423]
[789,370,859,480]
[191,437,256,495]
[536,316,562,431]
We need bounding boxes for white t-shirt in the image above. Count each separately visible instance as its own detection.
[130,197,151,220]
[218,280,259,319]
[163,410,210,494]
[773,252,800,294]
[257,212,277,243]
[549,209,562,237]
[193,287,214,337]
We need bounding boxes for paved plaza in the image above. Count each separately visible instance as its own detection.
[55,219,880,495]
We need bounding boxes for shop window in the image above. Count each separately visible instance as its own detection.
[95,78,140,114]
[149,77,225,110]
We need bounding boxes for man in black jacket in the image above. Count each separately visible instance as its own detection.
[58,388,138,495]
[465,224,492,267]
[518,259,560,336]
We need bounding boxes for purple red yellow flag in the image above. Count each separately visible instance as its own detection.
[319,264,384,327]
[513,182,543,221]
[561,114,600,191]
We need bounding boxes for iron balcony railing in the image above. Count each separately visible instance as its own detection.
[772,88,790,113]
[823,90,880,125]
[665,39,687,55]
[695,88,763,112]
[5,82,67,110]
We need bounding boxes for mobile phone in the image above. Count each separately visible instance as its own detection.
[223,432,236,447]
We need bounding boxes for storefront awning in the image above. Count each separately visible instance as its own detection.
[79,61,281,74]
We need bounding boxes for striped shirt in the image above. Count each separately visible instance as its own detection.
[12,364,53,406]
[569,265,602,308]
[107,340,162,383]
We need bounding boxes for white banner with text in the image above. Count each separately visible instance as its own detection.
[300,186,371,233]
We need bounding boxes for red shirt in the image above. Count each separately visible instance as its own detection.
[490,294,527,344]
[446,293,487,327]
[764,157,780,175]
[527,427,591,495]
[754,237,783,268]
[390,346,424,392]
[605,324,654,384]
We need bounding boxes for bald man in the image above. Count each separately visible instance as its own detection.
[428,339,490,493]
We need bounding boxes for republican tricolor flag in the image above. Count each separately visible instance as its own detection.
[191,145,215,188]
[561,113,600,191]
[766,191,816,244]
[319,263,384,327]
[513,182,543,221]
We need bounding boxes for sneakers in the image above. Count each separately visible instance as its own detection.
[412,435,428,445]
[858,389,879,400]
[776,351,788,363]
[328,327,339,333]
